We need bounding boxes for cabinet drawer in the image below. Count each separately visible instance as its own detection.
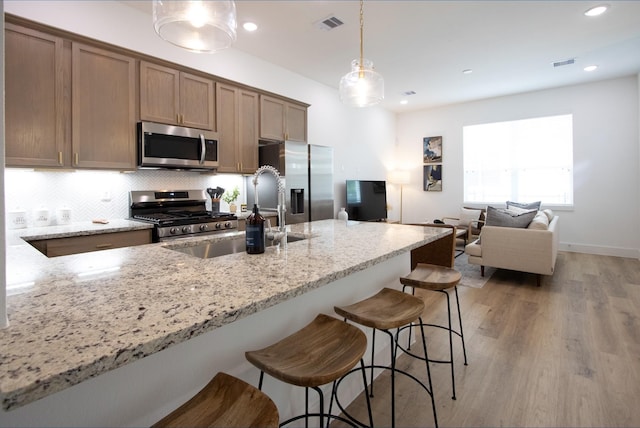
[30,229,152,257]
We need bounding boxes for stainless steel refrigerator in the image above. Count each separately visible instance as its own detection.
[246,141,333,224]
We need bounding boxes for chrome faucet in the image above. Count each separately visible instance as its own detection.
[252,165,287,246]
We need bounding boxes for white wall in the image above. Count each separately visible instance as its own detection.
[396,76,640,258]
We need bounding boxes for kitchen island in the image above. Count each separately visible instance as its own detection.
[1,220,450,427]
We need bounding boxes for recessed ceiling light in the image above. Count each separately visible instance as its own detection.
[584,65,598,72]
[400,100,408,105]
[243,22,258,32]
[584,5,608,17]
[462,69,473,74]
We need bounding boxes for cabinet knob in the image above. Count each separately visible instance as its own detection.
[74,153,79,166]
[58,152,63,165]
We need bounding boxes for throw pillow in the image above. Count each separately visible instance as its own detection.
[485,205,537,228]
[542,208,554,222]
[527,211,549,230]
[458,207,482,229]
[506,200,542,211]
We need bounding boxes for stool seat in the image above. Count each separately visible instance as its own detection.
[335,287,425,330]
[152,372,279,428]
[400,263,461,291]
[246,314,367,388]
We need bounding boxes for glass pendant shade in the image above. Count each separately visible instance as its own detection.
[339,59,385,107]
[152,0,237,53]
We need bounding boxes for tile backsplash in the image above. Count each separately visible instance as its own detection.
[4,169,245,227]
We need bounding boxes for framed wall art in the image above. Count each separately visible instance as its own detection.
[423,136,442,164]
[423,164,443,191]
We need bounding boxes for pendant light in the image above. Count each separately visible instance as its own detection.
[152,0,237,54]
[339,0,384,107]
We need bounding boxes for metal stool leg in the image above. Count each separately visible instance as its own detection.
[418,317,438,428]
[440,289,457,400]
[454,286,468,365]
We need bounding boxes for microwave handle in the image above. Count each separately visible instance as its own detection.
[199,134,206,164]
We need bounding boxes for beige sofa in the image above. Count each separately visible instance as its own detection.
[464,216,559,286]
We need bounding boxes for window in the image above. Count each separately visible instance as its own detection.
[463,114,573,206]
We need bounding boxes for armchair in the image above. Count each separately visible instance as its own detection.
[441,207,485,245]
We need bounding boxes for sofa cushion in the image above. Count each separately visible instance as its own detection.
[485,205,537,228]
[542,208,554,222]
[527,211,549,230]
[506,200,541,211]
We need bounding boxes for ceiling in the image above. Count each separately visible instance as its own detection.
[124,1,640,113]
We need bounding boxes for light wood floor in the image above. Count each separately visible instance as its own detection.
[338,251,640,427]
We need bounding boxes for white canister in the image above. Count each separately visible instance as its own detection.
[337,207,349,222]
[57,207,72,225]
[8,210,28,229]
[33,208,51,227]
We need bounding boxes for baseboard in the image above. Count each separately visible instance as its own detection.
[559,242,640,259]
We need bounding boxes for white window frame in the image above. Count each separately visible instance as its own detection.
[463,114,574,208]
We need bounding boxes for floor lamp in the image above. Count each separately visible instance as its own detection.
[388,171,410,224]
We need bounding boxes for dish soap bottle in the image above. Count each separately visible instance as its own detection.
[246,204,265,254]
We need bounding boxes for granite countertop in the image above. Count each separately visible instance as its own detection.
[1,219,448,410]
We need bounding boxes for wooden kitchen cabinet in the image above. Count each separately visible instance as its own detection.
[216,83,259,173]
[140,61,215,131]
[5,23,136,170]
[72,43,136,169]
[5,23,66,168]
[259,95,307,142]
[28,229,152,258]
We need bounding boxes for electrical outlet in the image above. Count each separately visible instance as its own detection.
[101,191,112,202]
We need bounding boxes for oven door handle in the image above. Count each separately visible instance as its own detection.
[199,134,206,165]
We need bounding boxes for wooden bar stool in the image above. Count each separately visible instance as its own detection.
[400,262,468,400]
[334,287,438,428]
[245,314,373,428]
[152,371,279,428]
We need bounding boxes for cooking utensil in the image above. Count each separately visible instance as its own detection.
[206,187,225,199]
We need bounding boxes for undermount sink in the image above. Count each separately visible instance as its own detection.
[167,235,306,259]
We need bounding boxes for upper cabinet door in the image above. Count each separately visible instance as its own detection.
[216,83,239,173]
[259,95,286,141]
[140,61,215,130]
[5,24,65,167]
[216,83,259,174]
[180,72,215,131]
[285,103,307,143]
[140,61,180,126]
[260,95,307,142]
[72,43,136,169]
[238,89,259,173]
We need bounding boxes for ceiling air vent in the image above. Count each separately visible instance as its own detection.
[553,58,576,68]
[315,15,344,31]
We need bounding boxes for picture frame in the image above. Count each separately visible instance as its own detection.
[423,136,442,164]
[423,164,443,191]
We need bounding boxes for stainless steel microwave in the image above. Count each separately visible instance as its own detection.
[137,122,219,171]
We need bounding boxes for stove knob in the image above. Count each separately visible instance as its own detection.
[224,221,232,228]
[215,223,222,229]
[199,224,208,231]
[170,227,178,235]
[182,226,190,233]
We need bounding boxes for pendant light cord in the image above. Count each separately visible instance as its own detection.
[359,0,365,77]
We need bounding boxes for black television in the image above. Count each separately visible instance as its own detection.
[345,180,387,222]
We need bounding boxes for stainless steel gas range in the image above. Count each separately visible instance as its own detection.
[129,190,238,242]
